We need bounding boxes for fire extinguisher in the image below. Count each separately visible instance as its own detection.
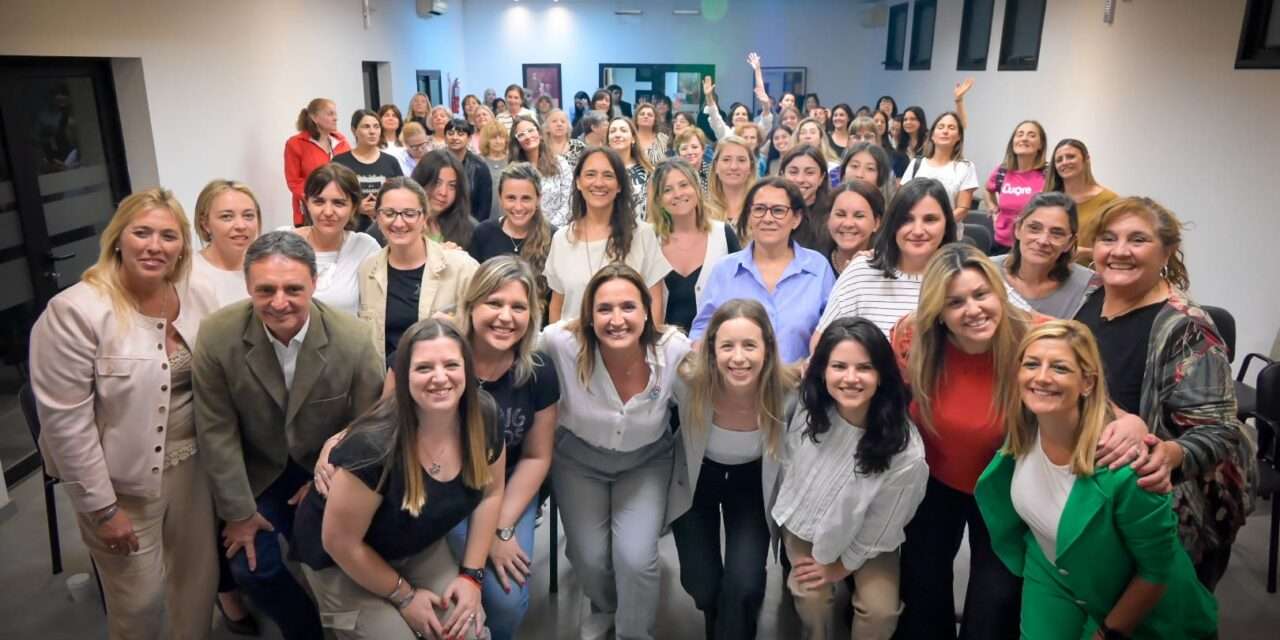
[450,77,461,114]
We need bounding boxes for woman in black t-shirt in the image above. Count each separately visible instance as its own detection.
[469,163,556,315]
[332,109,403,235]
[295,320,504,640]
[447,255,559,640]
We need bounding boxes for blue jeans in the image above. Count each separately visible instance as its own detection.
[228,462,322,640]
[446,499,538,640]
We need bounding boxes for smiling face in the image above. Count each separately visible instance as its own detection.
[408,336,466,415]
[715,143,752,188]
[827,190,878,255]
[1011,122,1043,158]
[594,94,612,111]
[930,114,960,149]
[204,190,260,256]
[591,278,646,351]
[500,177,539,230]
[1093,212,1170,295]
[1053,144,1085,181]
[248,254,315,342]
[505,88,524,112]
[462,95,479,116]
[832,108,850,131]
[380,110,400,135]
[942,268,1004,353]
[474,108,494,128]
[783,155,824,205]
[607,120,634,154]
[1019,337,1093,419]
[471,280,531,355]
[119,207,184,286]
[661,168,699,221]
[429,167,459,213]
[546,111,570,138]
[731,105,750,126]
[843,150,880,187]
[514,120,541,153]
[781,109,799,130]
[677,138,704,165]
[872,111,888,135]
[306,181,354,233]
[739,127,760,152]
[445,127,470,153]
[797,121,823,147]
[902,110,920,135]
[714,317,766,392]
[825,339,878,426]
[377,188,426,248]
[576,152,621,211]
[747,185,800,249]
[1015,206,1074,270]
[895,195,946,270]
[772,128,792,153]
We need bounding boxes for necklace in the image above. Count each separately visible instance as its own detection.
[503,221,527,254]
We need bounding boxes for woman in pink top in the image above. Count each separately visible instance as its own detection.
[985,120,1048,254]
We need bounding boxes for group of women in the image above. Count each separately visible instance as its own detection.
[27,68,1255,640]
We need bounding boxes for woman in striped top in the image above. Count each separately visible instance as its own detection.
[814,178,955,340]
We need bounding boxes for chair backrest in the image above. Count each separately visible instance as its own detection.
[1202,305,1236,363]
[1258,360,1280,424]
[962,223,992,254]
[966,210,995,237]
[18,383,42,446]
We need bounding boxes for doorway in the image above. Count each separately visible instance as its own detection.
[0,57,131,486]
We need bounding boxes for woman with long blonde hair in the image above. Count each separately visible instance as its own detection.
[30,188,221,639]
[669,300,795,640]
[975,321,1218,639]
[706,136,758,228]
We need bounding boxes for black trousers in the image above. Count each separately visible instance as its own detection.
[671,458,771,640]
[894,476,1021,640]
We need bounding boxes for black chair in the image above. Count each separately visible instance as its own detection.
[1247,361,1280,593]
[18,383,106,609]
[966,211,996,245]
[961,224,992,255]
[1201,305,1257,421]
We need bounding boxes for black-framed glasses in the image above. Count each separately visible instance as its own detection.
[377,208,424,222]
[749,204,793,220]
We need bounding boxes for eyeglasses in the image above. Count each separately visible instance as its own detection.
[1022,222,1072,243]
[749,204,793,220]
[377,208,424,222]
[408,141,430,152]
[514,129,539,141]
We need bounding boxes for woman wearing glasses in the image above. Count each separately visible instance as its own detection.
[357,177,479,368]
[691,177,835,365]
[992,193,1094,318]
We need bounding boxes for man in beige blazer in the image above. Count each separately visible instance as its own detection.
[193,231,382,640]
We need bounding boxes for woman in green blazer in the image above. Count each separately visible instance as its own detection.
[975,320,1216,640]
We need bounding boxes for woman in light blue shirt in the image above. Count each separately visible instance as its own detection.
[691,177,835,364]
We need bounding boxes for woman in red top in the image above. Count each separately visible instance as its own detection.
[891,243,1148,640]
[284,98,350,226]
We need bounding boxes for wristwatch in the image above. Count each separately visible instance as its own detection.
[460,566,485,583]
[496,526,516,541]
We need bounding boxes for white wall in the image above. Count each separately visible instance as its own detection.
[1,0,467,231]
[458,0,875,112]
[843,0,1280,366]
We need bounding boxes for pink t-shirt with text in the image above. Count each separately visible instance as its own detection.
[986,167,1046,247]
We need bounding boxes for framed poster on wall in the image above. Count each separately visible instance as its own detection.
[522,63,562,109]
[754,66,807,115]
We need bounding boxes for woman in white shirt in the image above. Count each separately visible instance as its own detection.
[191,179,261,307]
[495,84,538,132]
[278,163,381,315]
[774,316,928,640]
[668,299,796,640]
[544,147,671,323]
[901,111,978,225]
[543,263,691,640]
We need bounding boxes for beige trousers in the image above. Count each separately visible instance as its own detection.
[784,532,903,640]
[76,456,217,640]
[303,538,488,640]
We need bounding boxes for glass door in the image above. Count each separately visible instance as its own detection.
[0,57,130,486]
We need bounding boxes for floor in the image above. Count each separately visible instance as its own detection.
[0,471,1276,639]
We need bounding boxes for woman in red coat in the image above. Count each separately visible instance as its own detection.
[284,98,350,226]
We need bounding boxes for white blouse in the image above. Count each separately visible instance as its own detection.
[772,407,929,571]
[706,423,763,466]
[544,222,672,322]
[542,323,690,453]
[1011,432,1078,563]
[190,250,249,308]
[275,226,381,316]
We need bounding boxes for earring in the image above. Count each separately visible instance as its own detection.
[114,246,121,253]
[1159,264,1169,279]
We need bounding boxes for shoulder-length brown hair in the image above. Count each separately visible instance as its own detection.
[908,243,1031,433]
[1090,196,1189,291]
[508,115,561,178]
[570,147,638,261]
[302,163,361,231]
[677,299,794,458]
[569,263,660,385]
[341,319,497,517]
[496,162,554,274]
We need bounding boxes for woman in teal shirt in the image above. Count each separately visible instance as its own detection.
[975,320,1216,639]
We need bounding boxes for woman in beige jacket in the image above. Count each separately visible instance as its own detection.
[357,177,478,370]
[29,187,221,640]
